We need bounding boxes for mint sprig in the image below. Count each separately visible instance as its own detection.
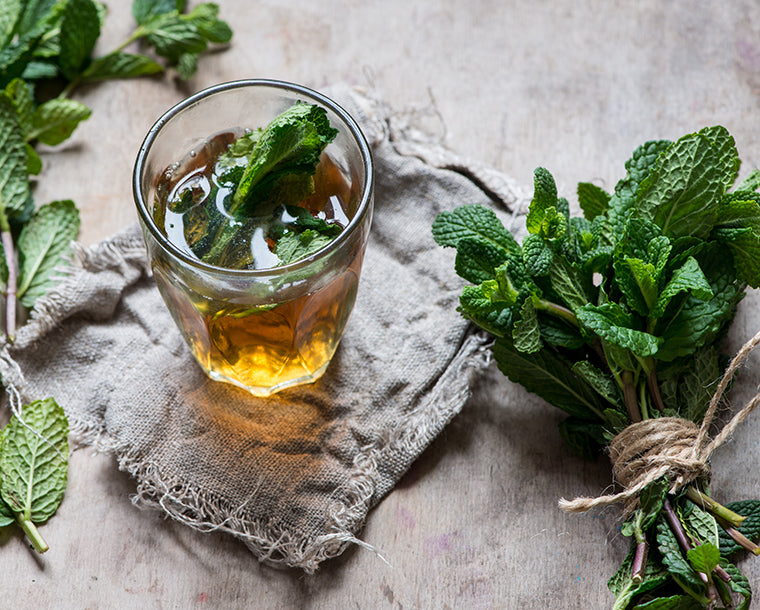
[433,125,760,608]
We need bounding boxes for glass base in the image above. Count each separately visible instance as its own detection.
[204,360,331,397]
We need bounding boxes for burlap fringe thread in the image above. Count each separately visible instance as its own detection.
[559,328,760,515]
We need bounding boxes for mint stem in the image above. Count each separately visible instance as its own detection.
[686,487,746,528]
[621,371,641,423]
[646,368,665,412]
[535,299,579,328]
[1,217,17,343]
[631,540,648,584]
[16,515,48,553]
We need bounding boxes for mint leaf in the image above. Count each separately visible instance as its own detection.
[650,256,713,319]
[548,256,591,311]
[16,0,57,37]
[81,51,163,81]
[512,297,541,353]
[686,543,720,578]
[145,15,206,62]
[557,417,605,459]
[186,2,232,43]
[0,398,69,548]
[526,167,557,234]
[655,515,705,592]
[29,97,91,145]
[4,77,35,136]
[577,181,610,221]
[631,596,702,609]
[738,168,760,191]
[58,0,101,80]
[274,229,333,265]
[17,200,80,307]
[571,361,622,407]
[231,103,338,213]
[522,233,552,276]
[720,559,752,610]
[493,337,606,420]
[608,543,669,601]
[698,125,740,190]
[132,0,181,25]
[458,284,514,338]
[0,0,21,48]
[0,95,31,219]
[636,132,724,239]
[576,302,662,357]
[432,204,520,256]
[717,500,760,557]
[454,237,508,284]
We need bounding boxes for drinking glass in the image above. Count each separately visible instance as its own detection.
[133,79,374,396]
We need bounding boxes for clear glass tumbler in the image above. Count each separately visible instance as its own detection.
[133,80,374,396]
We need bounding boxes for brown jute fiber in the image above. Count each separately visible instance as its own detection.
[559,328,760,514]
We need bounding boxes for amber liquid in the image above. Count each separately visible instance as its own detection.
[153,131,362,395]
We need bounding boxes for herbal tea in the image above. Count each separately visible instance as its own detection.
[150,103,364,394]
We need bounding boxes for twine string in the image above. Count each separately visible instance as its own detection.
[559,328,760,514]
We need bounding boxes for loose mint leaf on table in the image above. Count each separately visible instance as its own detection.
[0,398,69,553]
[80,51,163,81]
[29,97,91,146]
[132,0,184,25]
[58,0,101,80]
[17,200,80,308]
[0,95,31,219]
[4,77,35,135]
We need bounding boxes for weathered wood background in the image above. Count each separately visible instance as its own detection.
[4,1,760,607]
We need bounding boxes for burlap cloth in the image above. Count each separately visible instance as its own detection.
[0,85,526,572]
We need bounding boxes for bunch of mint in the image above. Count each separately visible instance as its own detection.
[0,0,233,552]
[433,126,760,608]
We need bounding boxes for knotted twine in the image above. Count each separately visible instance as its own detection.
[559,328,760,516]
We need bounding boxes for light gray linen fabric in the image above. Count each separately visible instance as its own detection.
[0,86,524,572]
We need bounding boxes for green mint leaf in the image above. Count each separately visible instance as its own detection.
[571,361,622,408]
[655,515,705,593]
[22,60,58,80]
[458,284,514,338]
[680,500,719,548]
[186,2,232,43]
[0,397,69,523]
[493,336,606,420]
[717,500,760,557]
[636,131,724,239]
[656,248,743,361]
[0,0,21,48]
[526,167,557,234]
[719,559,752,610]
[607,139,671,237]
[738,168,760,191]
[548,256,591,311]
[231,103,338,213]
[631,595,703,609]
[132,0,181,25]
[25,142,41,175]
[30,97,91,145]
[174,50,198,79]
[284,205,342,236]
[4,77,35,136]
[512,297,541,353]
[685,542,720,578]
[521,233,552,276]
[577,181,610,221]
[58,0,101,80]
[432,204,520,256]
[80,51,163,81]
[718,227,760,287]
[651,256,713,319]
[17,200,81,307]
[0,95,31,218]
[576,302,662,357]
[274,229,333,265]
[145,15,206,62]
[16,0,57,37]
[698,125,740,191]
[678,346,720,422]
[614,256,657,316]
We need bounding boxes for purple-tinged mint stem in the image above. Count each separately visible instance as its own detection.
[686,487,745,528]
[631,540,648,584]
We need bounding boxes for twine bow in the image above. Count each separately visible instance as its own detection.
[559,328,760,514]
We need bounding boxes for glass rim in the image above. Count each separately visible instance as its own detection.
[132,78,374,277]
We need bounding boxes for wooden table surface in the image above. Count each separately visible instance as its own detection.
[6,1,760,608]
